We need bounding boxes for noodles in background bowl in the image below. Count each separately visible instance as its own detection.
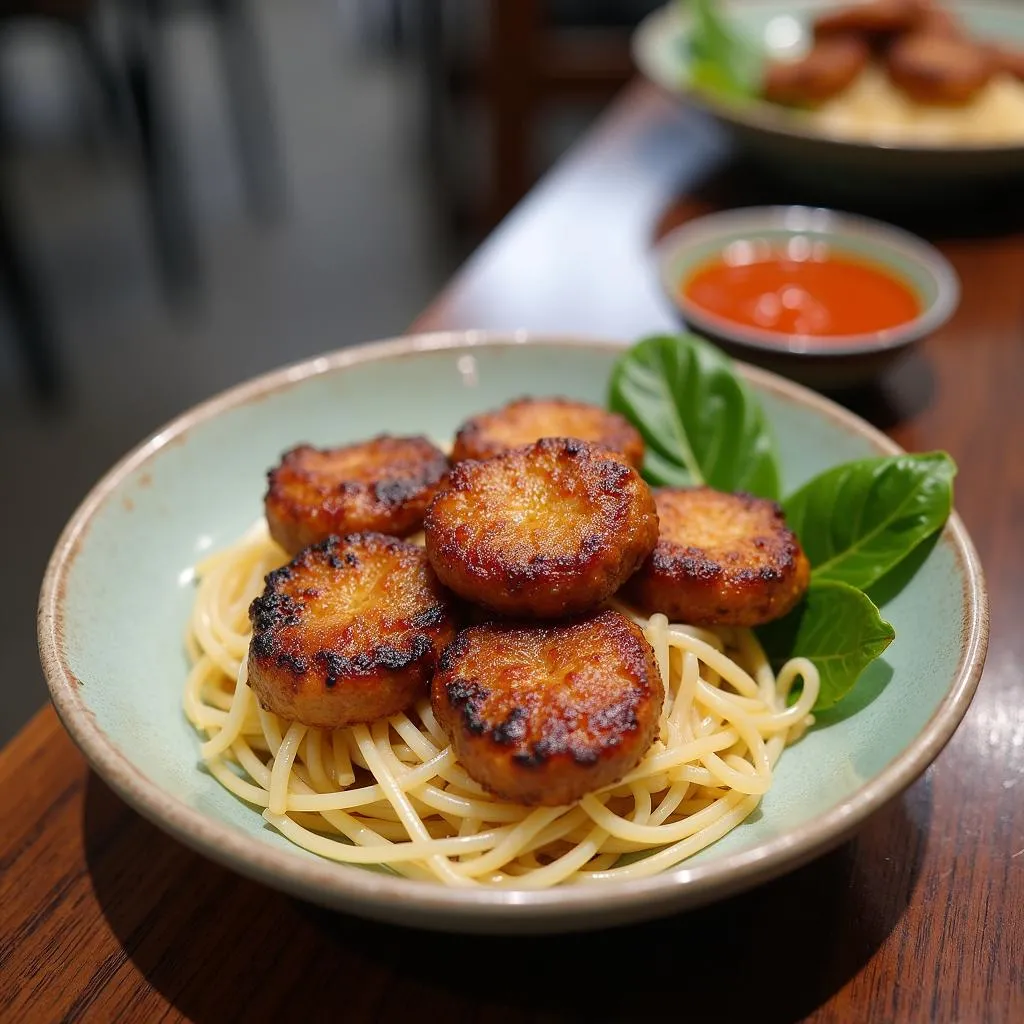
[809,67,1024,146]
[184,522,819,888]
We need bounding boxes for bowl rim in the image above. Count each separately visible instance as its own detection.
[655,205,961,357]
[633,0,1024,157]
[37,330,989,928]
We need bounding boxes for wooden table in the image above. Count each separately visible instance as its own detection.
[3,83,1022,1022]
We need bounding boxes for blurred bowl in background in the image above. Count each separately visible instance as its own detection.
[633,0,1024,202]
[656,205,960,390]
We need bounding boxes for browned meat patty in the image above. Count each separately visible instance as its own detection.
[916,2,963,40]
[988,43,1024,82]
[622,487,810,628]
[813,0,926,40]
[452,397,645,469]
[885,33,994,104]
[424,437,658,618]
[764,35,871,106]
[432,610,664,806]
[265,435,448,555]
[247,533,458,728]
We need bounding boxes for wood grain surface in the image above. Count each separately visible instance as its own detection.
[3,83,1022,1023]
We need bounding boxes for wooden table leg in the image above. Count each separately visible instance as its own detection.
[488,0,540,225]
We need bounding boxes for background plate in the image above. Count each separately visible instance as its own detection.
[633,0,1024,195]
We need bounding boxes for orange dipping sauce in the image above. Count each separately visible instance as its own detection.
[682,241,921,341]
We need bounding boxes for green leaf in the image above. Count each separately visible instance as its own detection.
[608,332,781,499]
[686,0,764,101]
[783,452,956,591]
[757,579,895,710]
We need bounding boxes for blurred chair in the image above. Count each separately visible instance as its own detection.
[0,166,59,398]
[118,0,285,296]
[415,0,658,228]
[0,0,283,399]
[0,0,103,401]
[483,0,644,223]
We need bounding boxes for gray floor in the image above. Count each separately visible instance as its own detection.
[0,3,470,743]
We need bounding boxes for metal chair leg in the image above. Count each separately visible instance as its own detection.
[210,0,285,222]
[121,0,202,300]
[0,175,60,401]
[71,15,126,134]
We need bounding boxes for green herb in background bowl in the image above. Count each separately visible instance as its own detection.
[686,0,764,101]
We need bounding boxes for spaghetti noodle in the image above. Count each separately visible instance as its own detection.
[184,522,820,887]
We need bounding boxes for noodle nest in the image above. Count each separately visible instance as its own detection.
[184,523,820,888]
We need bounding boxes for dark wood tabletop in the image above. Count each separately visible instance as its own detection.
[3,82,1022,1023]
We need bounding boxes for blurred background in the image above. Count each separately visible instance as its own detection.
[1,0,664,743]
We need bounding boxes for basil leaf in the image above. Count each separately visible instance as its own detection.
[608,333,781,499]
[687,0,764,101]
[783,453,956,591]
[757,579,895,710]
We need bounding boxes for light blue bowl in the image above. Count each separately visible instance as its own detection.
[37,332,988,933]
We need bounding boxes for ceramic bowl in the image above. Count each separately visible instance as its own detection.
[633,0,1024,200]
[37,332,988,934]
[656,206,960,390]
